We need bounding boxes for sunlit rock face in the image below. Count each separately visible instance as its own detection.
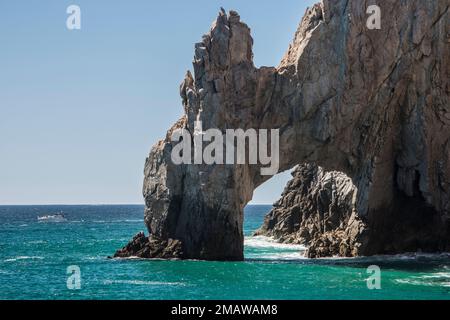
[116,0,450,260]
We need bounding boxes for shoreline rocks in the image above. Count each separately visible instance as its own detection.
[113,232,183,259]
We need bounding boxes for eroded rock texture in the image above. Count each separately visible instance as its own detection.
[113,232,183,259]
[254,164,364,258]
[116,0,450,260]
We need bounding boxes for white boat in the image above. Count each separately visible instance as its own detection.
[37,212,67,222]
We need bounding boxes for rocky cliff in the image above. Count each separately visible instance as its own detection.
[115,0,450,260]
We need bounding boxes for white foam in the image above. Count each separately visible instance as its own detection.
[245,236,307,260]
[85,256,103,261]
[114,256,142,260]
[395,271,450,288]
[103,280,185,286]
[244,236,306,251]
[420,272,450,279]
[4,256,44,262]
[254,251,307,261]
[395,278,450,288]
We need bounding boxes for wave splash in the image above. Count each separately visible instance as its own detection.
[245,236,306,250]
[244,236,306,260]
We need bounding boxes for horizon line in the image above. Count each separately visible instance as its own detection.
[0,203,274,206]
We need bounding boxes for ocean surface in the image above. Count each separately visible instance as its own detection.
[0,205,449,300]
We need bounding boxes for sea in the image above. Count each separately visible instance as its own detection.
[0,205,449,300]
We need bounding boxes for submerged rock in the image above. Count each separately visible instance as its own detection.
[113,232,149,258]
[117,0,450,260]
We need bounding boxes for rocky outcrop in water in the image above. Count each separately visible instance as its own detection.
[113,232,183,259]
[116,0,450,260]
[254,164,364,258]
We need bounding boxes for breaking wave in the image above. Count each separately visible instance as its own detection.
[245,236,306,251]
[245,236,307,261]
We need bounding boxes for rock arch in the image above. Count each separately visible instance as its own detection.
[115,0,449,261]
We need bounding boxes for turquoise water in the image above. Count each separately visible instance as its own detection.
[0,205,449,300]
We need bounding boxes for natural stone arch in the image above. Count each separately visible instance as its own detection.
[115,0,449,261]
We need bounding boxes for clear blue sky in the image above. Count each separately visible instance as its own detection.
[0,0,316,205]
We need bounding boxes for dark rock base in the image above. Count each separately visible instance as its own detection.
[255,164,450,258]
[113,232,184,259]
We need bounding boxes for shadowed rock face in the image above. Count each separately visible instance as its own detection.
[116,0,450,260]
[254,164,364,258]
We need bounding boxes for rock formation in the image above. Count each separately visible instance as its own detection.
[113,232,183,259]
[115,0,450,260]
[254,164,364,258]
